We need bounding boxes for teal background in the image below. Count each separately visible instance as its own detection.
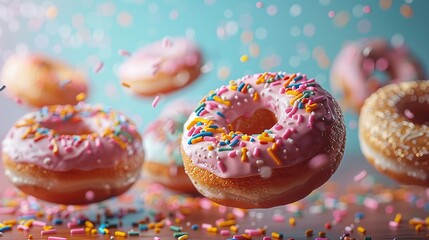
[1,0,428,185]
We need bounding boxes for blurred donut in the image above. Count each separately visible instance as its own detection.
[359,80,429,186]
[331,38,425,112]
[0,53,88,107]
[143,101,197,193]
[118,37,203,96]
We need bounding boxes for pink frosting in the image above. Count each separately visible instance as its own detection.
[331,38,426,105]
[181,72,340,178]
[118,37,203,80]
[2,104,144,172]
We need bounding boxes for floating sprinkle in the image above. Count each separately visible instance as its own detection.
[15,97,23,105]
[75,92,86,102]
[93,62,104,73]
[0,85,5,92]
[59,79,72,89]
[353,170,368,182]
[380,0,392,10]
[162,37,172,48]
[256,1,263,8]
[328,10,335,18]
[266,4,278,16]
[118,49,131,57]
[240,55,249,62]
[152,96,161,108]
[363,5,371,14]
[121,82,131,88]
[400,4,413,18]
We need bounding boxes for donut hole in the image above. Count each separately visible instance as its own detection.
[371,70,390,86]
[40,121,94,135]
[230,108,277,135]
[363,57,392,88]
[397,100,429,125]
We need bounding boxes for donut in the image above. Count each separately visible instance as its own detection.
[330,38,426,112]
[359,80,429,186]
[181,72,346,208]
[118,37,203,96]
[1,103,144,205]
[143,101,196,193]
[0,54,88,108]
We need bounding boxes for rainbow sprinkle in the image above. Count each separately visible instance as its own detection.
[118,49,131,57]
[152,96,161,108]
[14,104,137,156]
[185,72,322,174]
[0,178,425,239]
[93,62,104,73]
[75,93,86,102]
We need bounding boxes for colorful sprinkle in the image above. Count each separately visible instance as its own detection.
[59,79,72,88]
[93,62,104,73]
[357,226,366,234]
[118,49,131,56]
[353,170,368,182]
[152,96,161,108]
[240,55,249,62]
[121,82,131,88]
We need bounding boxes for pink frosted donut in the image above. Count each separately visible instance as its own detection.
[330,38,426,112]
[0,54,88,107]
[181,72,346,208]
[142,101,197,193]
[1,104,144,205]
[118,37,203,96]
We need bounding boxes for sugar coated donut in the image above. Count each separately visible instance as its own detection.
[181,72,346,208]
[118,37,203,96]
[1,103,144,205]
[143,102,196,193]
[0,54,88,107]
[359,81,429,186]
[331,38,426,112]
